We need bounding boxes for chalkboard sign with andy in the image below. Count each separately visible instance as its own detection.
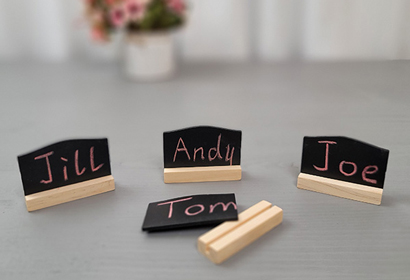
[163,126,242,168]
[142,193,238,231]
[18,138,112,196]
[300,136,389,188]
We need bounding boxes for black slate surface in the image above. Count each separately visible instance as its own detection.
[142,193,238,231]
[163,126,241,168]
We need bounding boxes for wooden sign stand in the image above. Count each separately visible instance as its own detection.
[25,175,115,212]
[18,138,115,212]
[297,136,388,206]
[297,173,382,205]
[198,200,283,264]
[164,165,241,183]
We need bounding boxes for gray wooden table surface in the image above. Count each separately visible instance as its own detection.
[1,61,409,279]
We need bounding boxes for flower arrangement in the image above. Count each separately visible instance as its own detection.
[85,0,186,42]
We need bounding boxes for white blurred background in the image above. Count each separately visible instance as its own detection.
[1,0,410,62]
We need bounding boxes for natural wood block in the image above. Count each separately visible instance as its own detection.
[25,175,115,212]
[297,173,383,205]
[198,200,283,264]
[164,165,241,183]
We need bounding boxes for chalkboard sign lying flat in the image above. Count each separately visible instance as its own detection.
[297,136,389,205]
[163,126,242,183]
[142,194,238,231]
[18,138,115,211]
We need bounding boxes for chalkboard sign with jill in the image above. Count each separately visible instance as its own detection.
[297,136,389,205]
[163,126,242,183]
[18,138,115,211]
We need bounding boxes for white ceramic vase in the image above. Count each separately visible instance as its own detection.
[124,33,175,81]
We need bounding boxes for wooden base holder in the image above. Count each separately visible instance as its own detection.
[164,165,241,183]
[198,200,283,264]
[297,173,383,205]
[25,175,115,212]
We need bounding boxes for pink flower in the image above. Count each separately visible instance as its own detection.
[125,0,145,21]
[110,6,127,27]
[167,0,185,14]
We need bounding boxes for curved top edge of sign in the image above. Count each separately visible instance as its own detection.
[303,136,389,153]
[17,138,109,158]
[164,126,242,135]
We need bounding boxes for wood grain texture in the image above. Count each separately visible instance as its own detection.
[164,165,241,183]
[198,201,283,264]
[198,200,272,254]
[25,175,115,211]
[297,173,383,205]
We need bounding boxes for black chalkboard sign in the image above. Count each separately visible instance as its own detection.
[163,126,241,168]
[142,194,238,231]
[301,136,389,188]
[18,139,112,196]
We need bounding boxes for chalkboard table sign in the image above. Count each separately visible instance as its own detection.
[297,136,389,205]
[17,138,115,211]
[198,200,283,264]
[142,193,238,231]
[163,126,242,183]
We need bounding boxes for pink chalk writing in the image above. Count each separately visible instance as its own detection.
[157,198,237,219]
[34,151,54,184]
[157,197,193,218]
[208,134,223,161]
[173,137,191,162]
[90,146,104,172]
[35,147,104,184]
[209,201,237,213]
[61,157,68,181]
[225,145,235,165]
[75,150,86,176]
[314,141,337,171]
[362,165,378,184]
[193,147,205,161]
[339,161,357,176]
[313,140,380,185]
[185,204,205,216]
[172,134,236,165]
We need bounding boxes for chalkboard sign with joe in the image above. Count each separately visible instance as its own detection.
[163,126,242,183]
[142,193,238,231]
[18,138,115,211]
[297,136,389,205]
